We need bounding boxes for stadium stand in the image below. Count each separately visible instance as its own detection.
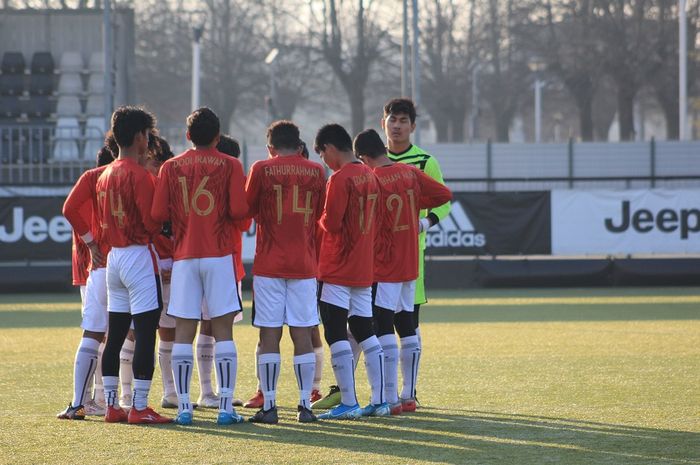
[57,73,83,96]
[1,52,26,74]
[58,51,84,74]
[30,52,55,74]
[52,117,80,161]
[83,116,105,160]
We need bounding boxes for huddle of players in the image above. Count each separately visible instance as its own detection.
[58,97,451,425]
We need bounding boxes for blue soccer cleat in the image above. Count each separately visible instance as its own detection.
[361,402,391,417]
[217,409,245,425]
[174,411,193,425]
[317,403,362,420]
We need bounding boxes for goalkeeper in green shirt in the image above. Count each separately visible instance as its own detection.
[380,98,451,408]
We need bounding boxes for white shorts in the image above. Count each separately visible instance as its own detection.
[202,280,243,323]
[168,255,240,320]
[159,282,176,329]
[374,281,416,313]
[319,282,372,318]
[81,268,109,332]
[106,245,161,315]
[253,276,319,328]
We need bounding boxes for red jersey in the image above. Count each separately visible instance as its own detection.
[319,162,380,287]
[63,166,110,278]
[151,147,248,260]
[231,219,251,280]
[246,155,326,279]
[373,163,452,282]
[96,158,160,248]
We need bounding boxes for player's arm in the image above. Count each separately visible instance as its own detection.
[244,163,261,219]
[423,156,451,228]
[228,158,249,220]
[137,172,161,236]
[319,175,349,234]
[151,163,171,223]
[415,168,453,210]
[62,172,93,241]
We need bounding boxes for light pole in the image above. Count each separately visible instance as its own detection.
[265,48,279,123]
[528,59,546,143]
[469,64,480,141]
[103,0,113,127]
[411,0,421,145]
[680,0,688,140]
[191,23,204,111]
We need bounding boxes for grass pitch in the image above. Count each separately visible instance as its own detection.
[0,287,698,465]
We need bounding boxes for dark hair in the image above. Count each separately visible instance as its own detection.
[383,98,417,124]
[353,129,386,159]
[217,134,241,158]
[187,107,220,146]
[267,120,301,151]
[314,123,353,154]
[111,106,157,148]
[300,140,309,159]
[104,130,119,157]
[150,135,174,163]
[96,145,115,167]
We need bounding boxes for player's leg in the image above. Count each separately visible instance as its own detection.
[119,329,135,408]
[348,286,389,417]
[168,258,203,425]
[102,250,131,423]
[310,326,324,403]
[394,279,420,412]
[317,283,362,420]
[287,278,320,423]
[243,342,264,408]
[157,303,177,409]
[122,246,171,424]
[373,282,401,415]
[203,255,245,425]
[195,317,217,408]
[248,276,284,424]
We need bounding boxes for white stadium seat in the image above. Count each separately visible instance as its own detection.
[59,51,84,74]
[57,73,83,96]
[56,95,82,117]
[83,116,106,159]
[52,117,80,161]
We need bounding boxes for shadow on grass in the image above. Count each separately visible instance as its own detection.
[154,409,700,465]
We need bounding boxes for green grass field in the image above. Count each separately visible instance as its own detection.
[1,287,699,465]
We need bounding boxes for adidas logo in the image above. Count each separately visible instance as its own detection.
[426,202,486,248]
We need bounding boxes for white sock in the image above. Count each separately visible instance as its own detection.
[330,340,356,406]
[258,352,281,411]
[400,335,421,400]
[102,375,119,408]
[171,343,194,413]
[119,338,135,398]
[132,378,151,411]
[347,330,362,371]
[416,327,422,350]
[158,340,176,397]
[255,344,261,391]
[71,338,100,407]
[312,346,324,391]
[293,352,315,410]
[360,336,385,405]
[94,341,105,404]
[378,334,399,404]
[196,334,215,397]
[215,340,238,414]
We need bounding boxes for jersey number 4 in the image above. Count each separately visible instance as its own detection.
[273,184,314,225]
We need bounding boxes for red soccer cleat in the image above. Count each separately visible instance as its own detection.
[310,389,322,403]
[390,402,402,416]
[243,389,263,409]
[127,406,172,424]
[104,406,129,423]
[400,398,416,413]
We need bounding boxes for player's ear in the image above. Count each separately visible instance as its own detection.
[186,131,192,142]
[410,122,416,133]
[380,118,386,130]
[213,133,221,148]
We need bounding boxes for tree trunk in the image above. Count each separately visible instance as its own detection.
[433,114,449,142]
[575,93,594,141]
[449,111,466,142]
[495,112,510,142]
[657,93,679,140]
[348,86,365,136]
[616,84,636,141]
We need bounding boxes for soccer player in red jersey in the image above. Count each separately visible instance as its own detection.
[143,135,179,410]
[313,124,386,420]
[151,108,248,426]
[354,129,452,415]
[95,106,171,424]
[244,121,326,424]
[195,134,249,409]
[57,144,115,420]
